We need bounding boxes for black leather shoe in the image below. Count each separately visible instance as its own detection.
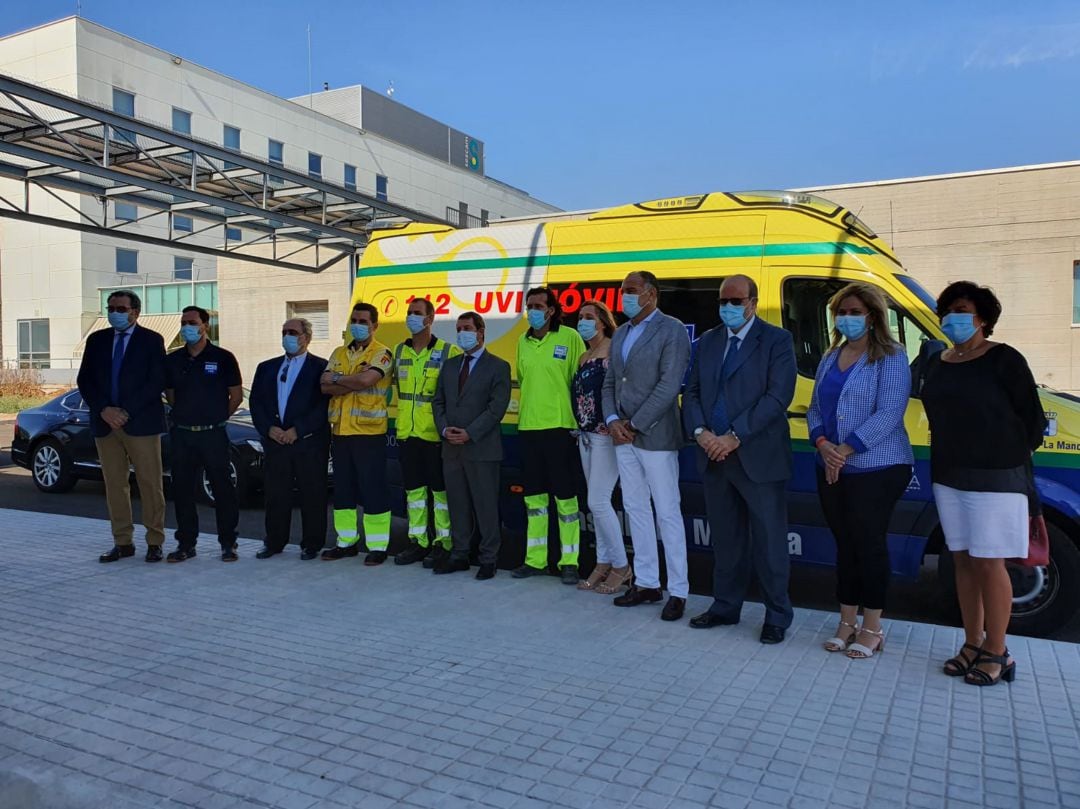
[511,564,547,578]
[661,597,686,621]
[299,549,320,561]
[423,545,449,570]
[613,585,663,607]
[99,545,135,563]
[364,551,388,566]
[476,563,496,580]
[221,545,239,562]
[760,624,787,645]
[321,545,359,561]
[145,546,164,563]
[433,556,469,575]
[689,611,740,629]
[395,543,429,566]
[167,547,196,563]
[560,565,579,585]
[256,545,282,559]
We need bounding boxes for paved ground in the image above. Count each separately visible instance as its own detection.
[2,510,1080,809]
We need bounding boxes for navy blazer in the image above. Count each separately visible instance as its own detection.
[682,318,797,483]
[76,324,167,438]
[250,353,330,443]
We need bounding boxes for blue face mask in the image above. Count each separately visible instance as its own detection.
[282,334,300,355]
[941,312,979,345]
[350,323,370,342]
[457,330,479,351]
[719,303,748,330]
[406,314,426,334]
[180,325,202,344]
[108,311,130,330]
[526,309,548,331]
[835,315,868,341]
[622,293,642,319]
[577,319,597,341]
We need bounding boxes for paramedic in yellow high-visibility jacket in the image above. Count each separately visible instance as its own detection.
[513,286,586,585]
[391,297,460,569]
[319,302,394,565]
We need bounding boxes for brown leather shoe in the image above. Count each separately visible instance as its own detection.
[99,545,135,563]
[660,596,686,621]
[613,585,663,607]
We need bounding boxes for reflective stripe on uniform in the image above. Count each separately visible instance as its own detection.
[527,507,548,517]
[558,512,578,523]
[561,545,577,555]
[526,537,547,548]
[350,408,387,419]
[397,392,435,403]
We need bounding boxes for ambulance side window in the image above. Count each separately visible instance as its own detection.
[655,278,722,340]
[781,277,848,378]
[886,306,933,365]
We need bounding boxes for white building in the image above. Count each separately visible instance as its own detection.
[0,16,559,377]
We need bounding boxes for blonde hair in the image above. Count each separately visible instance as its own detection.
[826,282,900,363]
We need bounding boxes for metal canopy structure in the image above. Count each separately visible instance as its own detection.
[0,72,447,272]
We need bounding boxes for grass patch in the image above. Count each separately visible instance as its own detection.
[0,394,50,414]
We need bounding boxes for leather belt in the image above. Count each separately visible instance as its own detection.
[175,422,226,432]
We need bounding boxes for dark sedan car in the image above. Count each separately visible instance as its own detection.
[11,389,266,503]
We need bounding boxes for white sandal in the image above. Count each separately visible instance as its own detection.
[846,627,886,659]
[823,620,859,652]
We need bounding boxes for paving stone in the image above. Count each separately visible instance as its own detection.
[1,508,1078,809]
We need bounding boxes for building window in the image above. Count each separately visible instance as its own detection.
[1074,262,1080,324]
[226,226,242,242]
[114,201,137,221]
[172,107,192,134]
[375,174,388,202]
[115,247,138,274]
[308,152,322,179]
[287,300,330,340]
[268,139,284,166]
[174,257,194,281]
[111,88,135,144]
[223,125,241,170]
[174,214,193,232]
[17,319,50,369]
[344,164,357,191]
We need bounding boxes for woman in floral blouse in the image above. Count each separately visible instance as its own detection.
[571,300,631,592]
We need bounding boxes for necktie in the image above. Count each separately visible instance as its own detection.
[458,354,471,394]
[110,331,128,406]
[710,336,741,435]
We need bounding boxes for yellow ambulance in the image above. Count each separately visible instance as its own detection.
[353,191,1080,637]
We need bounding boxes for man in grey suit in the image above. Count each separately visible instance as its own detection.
[602,270,692,620]
[432,311,512,579]
[682,274,797,644]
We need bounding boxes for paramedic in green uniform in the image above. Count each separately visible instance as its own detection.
[391,297,460,568]
[513,286,587,584]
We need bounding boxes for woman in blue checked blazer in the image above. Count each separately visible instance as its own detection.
[807,282,914,660]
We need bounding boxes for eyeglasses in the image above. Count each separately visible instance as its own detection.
[718,297,751,306]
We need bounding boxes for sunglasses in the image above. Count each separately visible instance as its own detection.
[718,297,751,306]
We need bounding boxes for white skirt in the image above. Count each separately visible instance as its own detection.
[933,483,1029,559]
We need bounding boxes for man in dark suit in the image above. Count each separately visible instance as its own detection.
[432,312,511,579]
[249,318,330,560]
[682,274,798,644]
[77,289,167,563]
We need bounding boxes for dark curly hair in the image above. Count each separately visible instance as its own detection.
[935,281,1001,337]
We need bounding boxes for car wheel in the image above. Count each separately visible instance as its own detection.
[198,455,249,506]
[31,438,76,493]
[937,521,1080,639]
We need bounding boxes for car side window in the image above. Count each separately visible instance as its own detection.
[781,277,849,378]
[61,392,86,412]
[886,306,934,364]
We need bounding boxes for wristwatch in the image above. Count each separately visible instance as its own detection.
[728,428,740,442]
[693,427,705,438]
[331,371,342,383]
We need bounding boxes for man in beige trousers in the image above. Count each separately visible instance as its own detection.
[77,290,168,562]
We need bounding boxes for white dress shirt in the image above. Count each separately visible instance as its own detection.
[276,351,309,418]
[620,308,659,363]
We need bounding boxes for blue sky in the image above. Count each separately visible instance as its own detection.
[6,2,1080,211]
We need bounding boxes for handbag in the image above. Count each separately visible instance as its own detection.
[1010,461,1050,567]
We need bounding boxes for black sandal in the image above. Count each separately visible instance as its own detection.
[943,643,981,676]
[964,648,1016,686]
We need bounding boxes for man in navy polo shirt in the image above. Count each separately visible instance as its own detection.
[165,306,243,562]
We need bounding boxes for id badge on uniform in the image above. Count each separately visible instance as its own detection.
[553,345,568,361]
[204,362,219,375]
